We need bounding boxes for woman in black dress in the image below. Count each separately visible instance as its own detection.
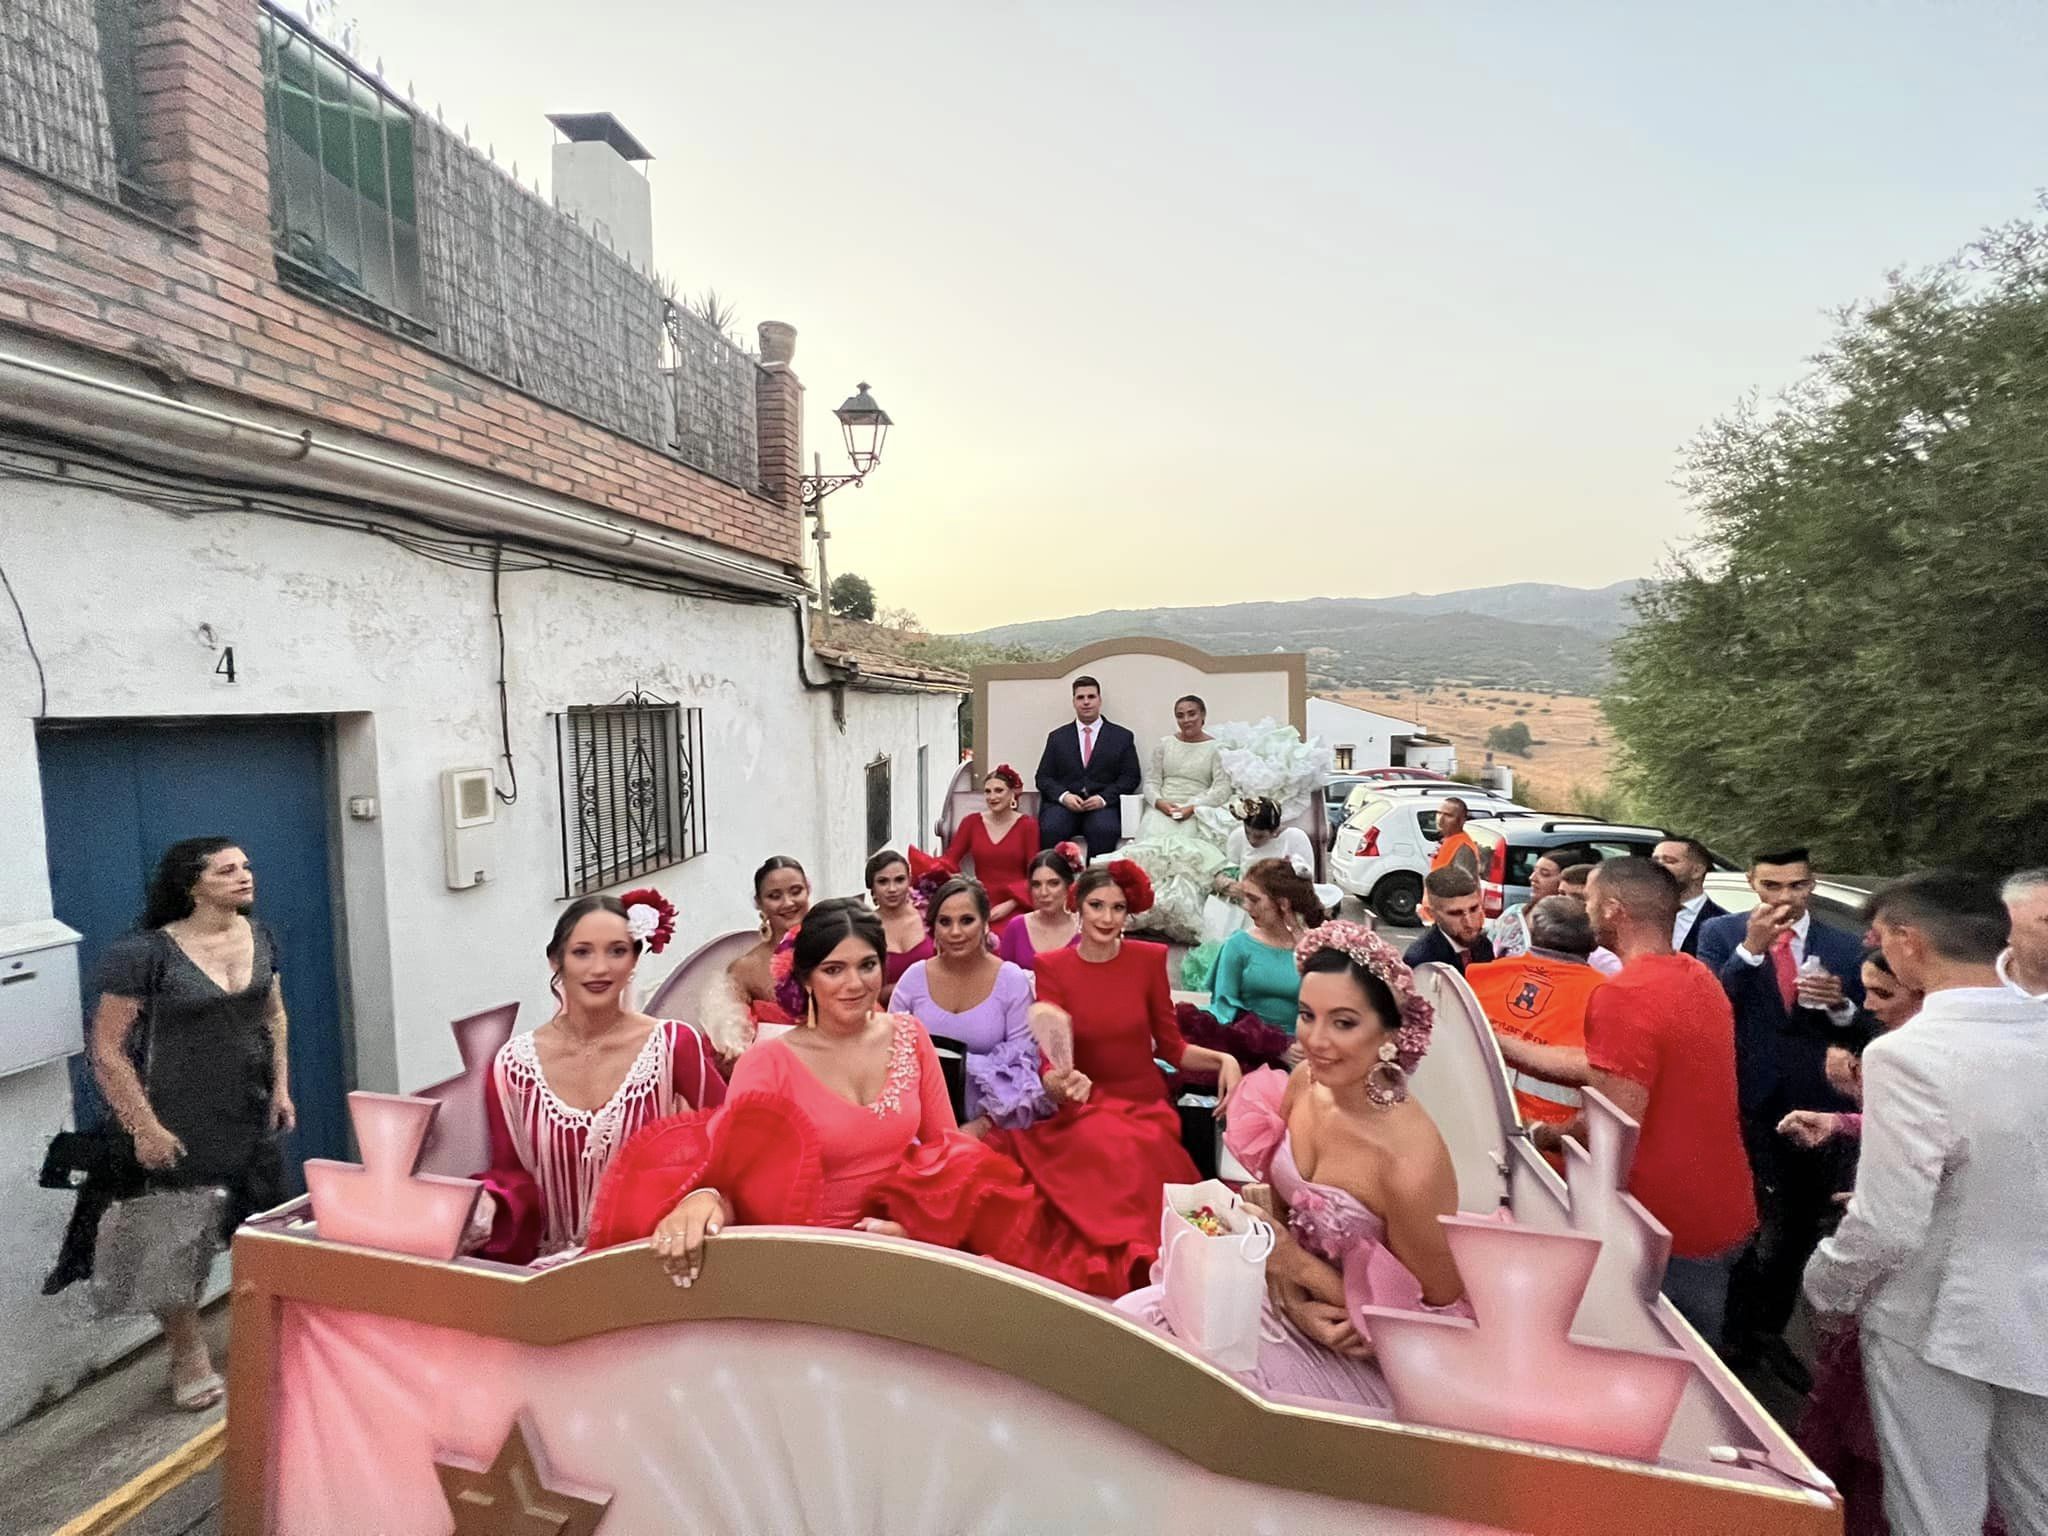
[89,837,294,1411]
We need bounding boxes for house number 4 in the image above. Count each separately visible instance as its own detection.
[214,647,237,684]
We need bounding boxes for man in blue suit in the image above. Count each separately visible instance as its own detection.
[1695,846,1865,1389]
[1653,836,1728,956]
[1034,676,1143,859]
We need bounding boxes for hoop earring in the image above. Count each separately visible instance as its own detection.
[759,912,772,939]
[1365,1040,1407,1109]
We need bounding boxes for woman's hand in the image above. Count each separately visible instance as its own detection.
[133,1120,185,1171]
[1282,1041,1306,1068]
[854,1218,906,1238]
[1212,1055,1243,1120]
[1778,1109,1841,1149]
[960,1114,993,1140]
[989,900,1019,923]
[1290,1297,1370,1359]
[651,1188,729,1288]
[1045,1066,1092,1104]
[461,1191,497,1254]
[269,1088,297,1134]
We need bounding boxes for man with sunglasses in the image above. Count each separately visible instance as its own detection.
[1696,846,1865,1389]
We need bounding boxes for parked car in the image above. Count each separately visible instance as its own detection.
[1330,792,1520,925]
[1320,776,1513,846]
[1467,817,1734,921]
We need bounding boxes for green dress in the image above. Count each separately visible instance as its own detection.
[1208,929,1301,1030]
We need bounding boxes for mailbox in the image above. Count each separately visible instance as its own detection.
[0,918,85,1078]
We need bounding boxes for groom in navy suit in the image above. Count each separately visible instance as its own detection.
[1695,846,1864,1388]
[1034,676,1142,859]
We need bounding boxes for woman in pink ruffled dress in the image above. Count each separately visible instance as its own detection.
[1119,921,1469,1408]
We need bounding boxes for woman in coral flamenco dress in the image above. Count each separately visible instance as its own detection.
[978,863,1246,1296]
[942,764,1039,930]
[467,891,725,1265]
[1118,921,1471,1408]
[588,898,1142,1296]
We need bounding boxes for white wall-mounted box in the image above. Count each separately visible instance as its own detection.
[0,918,85,1079]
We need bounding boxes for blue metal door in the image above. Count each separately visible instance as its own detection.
[37,717,351,1190]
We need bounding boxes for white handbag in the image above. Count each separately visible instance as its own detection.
[1159,1179,1275,1373]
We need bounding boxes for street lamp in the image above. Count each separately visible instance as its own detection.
[802,382,895,637]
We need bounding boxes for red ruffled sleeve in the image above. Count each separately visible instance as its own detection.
[587,1093,825,1248]
[474,1063,545,1264]
[1221,1066,1290,1181]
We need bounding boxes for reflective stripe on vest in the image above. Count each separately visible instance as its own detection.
[1513,1071,1582,1110]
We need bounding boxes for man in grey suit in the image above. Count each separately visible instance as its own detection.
[1805,870,2048,1536]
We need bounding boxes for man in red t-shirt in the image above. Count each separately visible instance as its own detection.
[1498,858,1756,1348]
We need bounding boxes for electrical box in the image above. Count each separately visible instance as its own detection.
[441,768,498,890]
[0,917,85,1079]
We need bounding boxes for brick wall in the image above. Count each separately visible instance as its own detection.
[0,0,803,566]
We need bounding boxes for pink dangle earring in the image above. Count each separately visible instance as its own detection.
[1365,1040,1407,1108]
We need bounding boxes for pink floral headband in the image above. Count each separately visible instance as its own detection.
[1293,919,1434,1081]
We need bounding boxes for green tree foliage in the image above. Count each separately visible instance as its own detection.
[1485,721,1534,757]
[1609,208,2048,872]
[828,572,876,622]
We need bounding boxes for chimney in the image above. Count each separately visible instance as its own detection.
[545,112,654,270]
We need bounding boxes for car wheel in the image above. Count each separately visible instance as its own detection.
[1372,873,1423,926]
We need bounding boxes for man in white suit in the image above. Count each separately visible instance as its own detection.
[1804,870,2048,1536]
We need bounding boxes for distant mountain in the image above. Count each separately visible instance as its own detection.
[957,581,1644,695]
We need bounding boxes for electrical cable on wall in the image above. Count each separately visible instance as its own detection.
[0,557,48,718]
[490,544,519,805]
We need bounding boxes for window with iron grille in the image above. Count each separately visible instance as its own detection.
[554,692,706,897]
[258,5,426,325]
[865,756,892,854]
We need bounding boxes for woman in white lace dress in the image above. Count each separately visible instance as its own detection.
[1115,695,1235,941]
[465,893,725,1264]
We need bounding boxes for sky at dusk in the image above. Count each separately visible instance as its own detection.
[315,1,2048,632]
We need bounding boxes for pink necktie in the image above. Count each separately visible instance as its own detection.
[1080,725,1093,766]
[1771,930,1797,1010]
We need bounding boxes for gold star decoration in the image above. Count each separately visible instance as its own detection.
[435,1412,613,1536]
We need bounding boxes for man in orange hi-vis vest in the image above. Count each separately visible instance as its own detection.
[1429,796,1481,876]
[1464,896,1606,1132]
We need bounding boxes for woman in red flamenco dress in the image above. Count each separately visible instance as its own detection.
[980,863,1244,1295]
[588,897,1127,1295]
[941,764,1039,930]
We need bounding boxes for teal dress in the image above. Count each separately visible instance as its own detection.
[1209,930,1302,1031]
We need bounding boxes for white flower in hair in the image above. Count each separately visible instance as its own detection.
[625,903,661,943]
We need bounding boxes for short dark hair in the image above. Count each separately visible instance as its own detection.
[864,849,909,887]
[1752,846,1811,870]
[1866,870,2009,964]
[1071,675,1100,694]
[1550,847,1603,873]
[1424,865,1479,901]
[1558,861,1596,891]
[1659,837,1714,870]
[1526,895,1595,957]
[1174,693,1206,715]
[1589,856,1680,924]
[1440,796,1469,814]
[790,897,886,986]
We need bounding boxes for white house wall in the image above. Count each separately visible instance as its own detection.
[0,470,956,1426]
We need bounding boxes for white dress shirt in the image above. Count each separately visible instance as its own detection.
[1804,986,2048,1395]
[1733,910,1854,1024]
[1671,892,1708,950]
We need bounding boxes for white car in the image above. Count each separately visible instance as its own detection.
[1329,788,1524,925]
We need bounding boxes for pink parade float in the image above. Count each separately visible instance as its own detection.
[221,964,1843,1535]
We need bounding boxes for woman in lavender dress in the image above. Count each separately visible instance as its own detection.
[995,849,1081,973]
[1118,921,1470,1408]
[892,879,1053,1136]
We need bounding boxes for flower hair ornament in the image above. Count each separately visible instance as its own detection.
[987,763,1025,794]
[770,922,805,1022]
[1106,859,1155,916]
[905,846,959,922]
[1293,919,1434,1107]
[619,888,678,954]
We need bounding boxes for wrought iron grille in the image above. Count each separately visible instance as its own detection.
[554,691,706,897]
[865,755,892,855]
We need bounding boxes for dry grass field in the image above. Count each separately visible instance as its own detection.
[1335,686,1618,811]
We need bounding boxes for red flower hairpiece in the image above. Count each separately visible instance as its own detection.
[987,763,1024,794]
[1107,859,1154,916]
[1054,840,1086,871]
[618,888,678,954]
[905,847,960,921]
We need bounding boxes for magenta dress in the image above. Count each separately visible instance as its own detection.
[995,915,1077,972]
[890,960,1052,1128]
[1117,1067,1472,1408]
[883,933,935,990]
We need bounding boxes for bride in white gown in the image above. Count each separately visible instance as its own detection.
[1117,695,1234,941]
